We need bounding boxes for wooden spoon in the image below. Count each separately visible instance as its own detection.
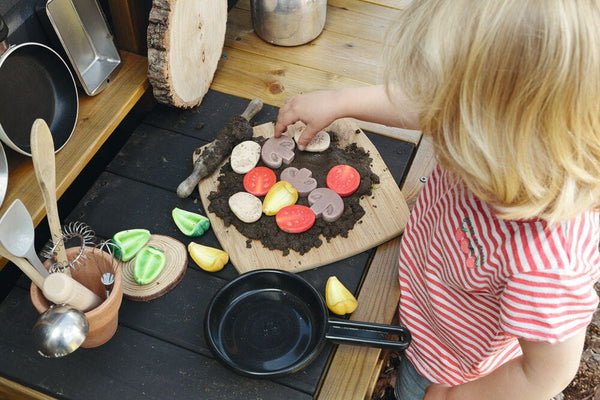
[30,119,69,273]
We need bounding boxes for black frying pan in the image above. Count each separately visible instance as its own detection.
[205,269,411,378]
[0,15,78,156]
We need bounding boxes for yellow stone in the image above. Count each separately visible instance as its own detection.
[262,181,298,216]
[188,242,229,272]
[325,276,358,315]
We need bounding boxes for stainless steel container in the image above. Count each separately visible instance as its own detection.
[251,0,327,46]
[40,0,121,96]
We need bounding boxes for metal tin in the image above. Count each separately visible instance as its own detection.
[42,0,121,96]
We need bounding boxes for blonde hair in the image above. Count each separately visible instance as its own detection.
[385,0,600,223]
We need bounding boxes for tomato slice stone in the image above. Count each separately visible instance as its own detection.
[243,166,276,196]
[276,205,315,233]
[326,164,360,197]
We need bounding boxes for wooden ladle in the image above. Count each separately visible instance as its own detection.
[30,119,70,273]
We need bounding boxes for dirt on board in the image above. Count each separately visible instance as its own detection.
[372,282,600,400]
[207,132,379,256]
[192,115,254,179]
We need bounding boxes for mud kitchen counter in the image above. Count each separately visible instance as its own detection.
[0,0,436,398]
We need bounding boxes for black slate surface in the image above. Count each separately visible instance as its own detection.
[0,91,414,399]
[0,288,311,400]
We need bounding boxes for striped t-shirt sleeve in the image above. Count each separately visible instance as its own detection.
[499,269,599,342]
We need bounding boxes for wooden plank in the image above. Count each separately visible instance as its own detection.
[317,236,403,400]
[107,0,152,55]
[401,136,436,209]
[0,51,148,270]
[363,0,412,9]
[356,121,422,145]
[324,4,392,43]
[211,47,368,108]
[107,0,137,52]
[0,377,55,400]
[323,0,404,19]
[224,7,386,85]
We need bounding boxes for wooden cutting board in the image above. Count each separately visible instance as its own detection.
[197,118,410,273]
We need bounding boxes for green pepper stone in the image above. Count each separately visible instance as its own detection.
[133,246,166,285]
[112,229,151,261]
[172,207,210,237]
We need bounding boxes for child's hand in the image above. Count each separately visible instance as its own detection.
[424,383,452,399]
[274,91,341,150]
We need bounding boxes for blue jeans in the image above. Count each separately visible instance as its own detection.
[395,357,433,400]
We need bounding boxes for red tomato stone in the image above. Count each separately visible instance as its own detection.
[243,167,276,196]
[326,165,360,197]
[275,205,315,233]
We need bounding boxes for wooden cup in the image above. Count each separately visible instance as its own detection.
[30,247,123,348]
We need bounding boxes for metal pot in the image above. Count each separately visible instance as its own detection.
[251,0,327,46]
[0,14,78,156]
[205,269,411,378]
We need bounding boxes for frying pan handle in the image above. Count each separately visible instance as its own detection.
[325,318,411,351]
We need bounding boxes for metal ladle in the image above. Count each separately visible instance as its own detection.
[32,304,89,358]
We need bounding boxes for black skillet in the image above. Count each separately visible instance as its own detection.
[0,14,78,156]
[205,269,411,378]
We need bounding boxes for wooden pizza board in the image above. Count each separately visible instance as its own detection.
[119,235,188,301]
[197,118,410,273]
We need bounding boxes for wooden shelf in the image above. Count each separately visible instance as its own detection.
[0,50,149,267]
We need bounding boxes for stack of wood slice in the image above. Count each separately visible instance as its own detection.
[147,0,227,108]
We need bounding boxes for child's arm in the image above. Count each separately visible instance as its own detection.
[274,85,419,150]
[424,327,587,400]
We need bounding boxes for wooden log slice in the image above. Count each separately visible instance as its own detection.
[147,0,227,108]
[119,235,188,302]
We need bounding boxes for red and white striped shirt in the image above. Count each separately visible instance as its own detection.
[398,165,600,385]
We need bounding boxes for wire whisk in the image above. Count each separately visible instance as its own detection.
[41,221,96,273]
[92,239,119,299]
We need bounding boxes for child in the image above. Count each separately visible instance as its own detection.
[274,1,600,399]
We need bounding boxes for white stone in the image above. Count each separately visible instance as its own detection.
[294,128,330,152]
[228,192,263,223]
[230,140,261,174]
